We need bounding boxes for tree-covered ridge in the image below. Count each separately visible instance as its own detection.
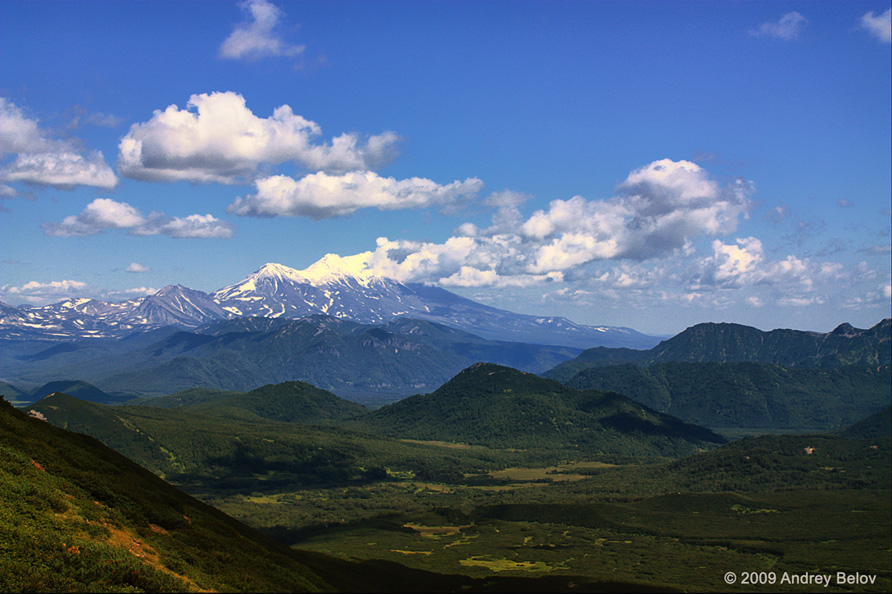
[125,386,246,408]
[563,362,891,432]
[835,406,892,440]
[128,382,370,424]
[354,363,725,459]
[28,380,123,405]
[192,381,370,423]
[545,318,891,382]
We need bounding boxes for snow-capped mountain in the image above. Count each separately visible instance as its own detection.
[0,255,660,349]
[212,255,414,323]
[0,286,224,340]
[0,296,143,340]
[133,285,230,328]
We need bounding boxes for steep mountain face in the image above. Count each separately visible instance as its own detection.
[213,257,419,323]
[0,286,224,340]
[0,255,659,349]
[0,297,144,340]
[545,319,892,382]
[355,363,725,458]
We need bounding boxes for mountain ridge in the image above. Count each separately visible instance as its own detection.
[1,315,583,399]
[1,257,657,349]
[545,318,892,382]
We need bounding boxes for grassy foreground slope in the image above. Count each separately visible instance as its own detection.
[0,396,339,592]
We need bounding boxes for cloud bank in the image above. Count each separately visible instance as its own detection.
[1,279,90,305]
[118,92,399,183]
[365,159,753,287]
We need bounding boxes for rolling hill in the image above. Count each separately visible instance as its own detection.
[190,381,370,423]
[7,394,623,592]
[354,363,725,459]
[835,405,892,440]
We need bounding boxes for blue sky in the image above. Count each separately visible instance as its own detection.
[1,0,889,336]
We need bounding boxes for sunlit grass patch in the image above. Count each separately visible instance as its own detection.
[403,522,473,538]
[399,439,482,450]
[488,461,618,482]
[459,556,556,572]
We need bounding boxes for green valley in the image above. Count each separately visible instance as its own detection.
[9,357,890,592]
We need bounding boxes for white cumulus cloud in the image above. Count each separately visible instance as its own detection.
[1,279,90,305]
[220,0,305,60]
[365,159,752,287]
[125,262,150,273]
[227,171,483,219]
[43,198,234,239]
[861,8,892,43]
[118,91,399,183]
[0,97,117,190]
[750,12,808,40]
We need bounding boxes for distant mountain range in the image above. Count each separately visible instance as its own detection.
[0,255,657,350]
[1,316,584,400]
[538,319,891,434]
[544,319,892,383]
[3,316,888,405]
